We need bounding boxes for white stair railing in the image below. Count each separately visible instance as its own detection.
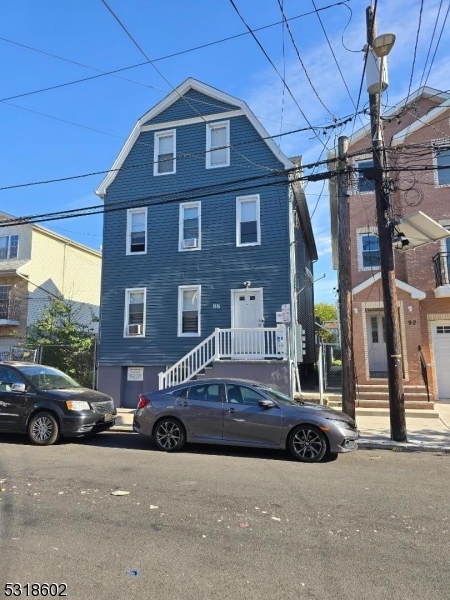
[158,330,217,389]
[158,325,287,390]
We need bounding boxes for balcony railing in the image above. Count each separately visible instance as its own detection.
[433,252,450,288]
[0,299,21,323]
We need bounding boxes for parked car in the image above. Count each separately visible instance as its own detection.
[133,379,359,463]
[0,362,117,445]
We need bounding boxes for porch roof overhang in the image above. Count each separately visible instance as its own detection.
[0,260,30,276]
[352,272,426,300]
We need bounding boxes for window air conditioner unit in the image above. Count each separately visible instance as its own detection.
[183,238,198,249]
[127,324,143,336]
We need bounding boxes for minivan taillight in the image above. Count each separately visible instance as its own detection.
[137,395,150,410]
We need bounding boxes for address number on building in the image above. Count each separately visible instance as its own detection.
[213,303,221,309]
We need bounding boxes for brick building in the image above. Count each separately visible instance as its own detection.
[329,87,450,402]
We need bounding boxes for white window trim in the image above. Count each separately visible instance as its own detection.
[236,194,261,247]
[153,129,176,176]
[123,288,146,338]
[433,138,450,188]
[206,121,230,169]
[126,207,147,256]
[178,285,201,337]
[0,235,19,260]
[439,220,450,252]
[353,155,376,195]
[179,202,201,252]
[357,228,381,272]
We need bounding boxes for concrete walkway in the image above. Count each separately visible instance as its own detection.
[112,402,450,453]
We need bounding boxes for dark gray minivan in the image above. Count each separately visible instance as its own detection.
[0,362,116,445]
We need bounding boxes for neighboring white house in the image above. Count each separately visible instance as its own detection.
[0,211,101,351]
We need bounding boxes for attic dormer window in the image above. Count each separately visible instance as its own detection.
[206,121,230,169]
[0,235,19,260]
[154,130,176,175]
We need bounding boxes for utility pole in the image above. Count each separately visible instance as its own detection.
[366,5,407,441]
[337,135,356,419]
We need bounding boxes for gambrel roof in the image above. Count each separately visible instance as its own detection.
[95,78,294,197]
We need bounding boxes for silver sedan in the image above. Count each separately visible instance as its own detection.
[133,379,359,463]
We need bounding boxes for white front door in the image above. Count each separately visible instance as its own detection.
[433,323,450,399]
[232,290,264,357]
[366,311,388,375]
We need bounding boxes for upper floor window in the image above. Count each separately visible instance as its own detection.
[206,121,230,169]
[0,235,18,260]
[178,285,201,336]
[154,130,176,175]
[126,208,147,255]
[236,195,260,247]
[360,233,380,269]
[124,288,146,337]
[435,146,450,186]
[355,160,375,193]
[179,202,201,251]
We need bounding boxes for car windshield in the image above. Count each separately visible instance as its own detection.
[16,365,82,390]
[257,386,298,406]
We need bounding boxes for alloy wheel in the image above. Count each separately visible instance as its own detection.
[32,416,53,442]
[156,421,182,450]
[292,428,324,460]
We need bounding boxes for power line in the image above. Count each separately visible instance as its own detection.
[310,0,357,112]
[276,0,336,119]
[404,0,424,106]
[0,111,365,192]
[227,0,331,153]
[99,0,277,173]
[417,0,443,91]
[422,1,450,87]
[0,158,444,230]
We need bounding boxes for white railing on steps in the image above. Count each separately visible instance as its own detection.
[158,326,286,389]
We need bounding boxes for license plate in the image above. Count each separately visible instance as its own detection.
[104,413,114,423]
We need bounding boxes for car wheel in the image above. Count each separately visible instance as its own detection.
[288,425,328,463]
[154,418,185,452]
[28,411,59,446]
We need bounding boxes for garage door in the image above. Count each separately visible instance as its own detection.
[433,324,450,399]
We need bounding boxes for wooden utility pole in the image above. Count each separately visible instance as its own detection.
[366,5,407,441]
[337,135,356,419]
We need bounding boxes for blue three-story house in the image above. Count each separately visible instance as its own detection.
[95,79,316,407]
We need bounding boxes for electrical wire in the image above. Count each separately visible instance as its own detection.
[422,1,450,88]
[0,115,368,192]
[310,0,357,112]
[99,0,281,173]
[404,0,424,106]
[417,0,444,91]
[276,0,336,119]
[227,0,332,153]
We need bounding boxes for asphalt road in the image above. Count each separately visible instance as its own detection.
[1,432,449,600]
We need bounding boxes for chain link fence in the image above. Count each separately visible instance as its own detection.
[38,340,97,389]
[321,342,342,390]
[0,347,38,363]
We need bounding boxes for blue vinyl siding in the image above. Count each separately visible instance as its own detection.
[98,91,308,367]
[143,89,240,125]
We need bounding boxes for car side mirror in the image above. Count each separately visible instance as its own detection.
[258,399,276,409]
[11,383,26,393]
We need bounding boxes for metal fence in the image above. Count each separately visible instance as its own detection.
[320,342,342,390]
[38,341,97,389]
[0,347,38,363]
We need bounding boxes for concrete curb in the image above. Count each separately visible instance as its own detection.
[111,426,134,433]
[358,440,450,453]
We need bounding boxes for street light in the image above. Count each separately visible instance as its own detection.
[372,33,396,57]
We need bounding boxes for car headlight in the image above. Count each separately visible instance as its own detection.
[326,418,353,430]
[66,400,90,411]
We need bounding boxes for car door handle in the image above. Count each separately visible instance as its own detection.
[228,407,235,413]
[177,401,190,407]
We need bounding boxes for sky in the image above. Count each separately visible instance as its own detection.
[1,0,449,304]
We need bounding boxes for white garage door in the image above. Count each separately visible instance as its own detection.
[433,324,450,399]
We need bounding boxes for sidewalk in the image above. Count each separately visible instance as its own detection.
[112,402,450,453]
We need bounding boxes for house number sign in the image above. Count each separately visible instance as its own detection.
[213,303,221,309]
